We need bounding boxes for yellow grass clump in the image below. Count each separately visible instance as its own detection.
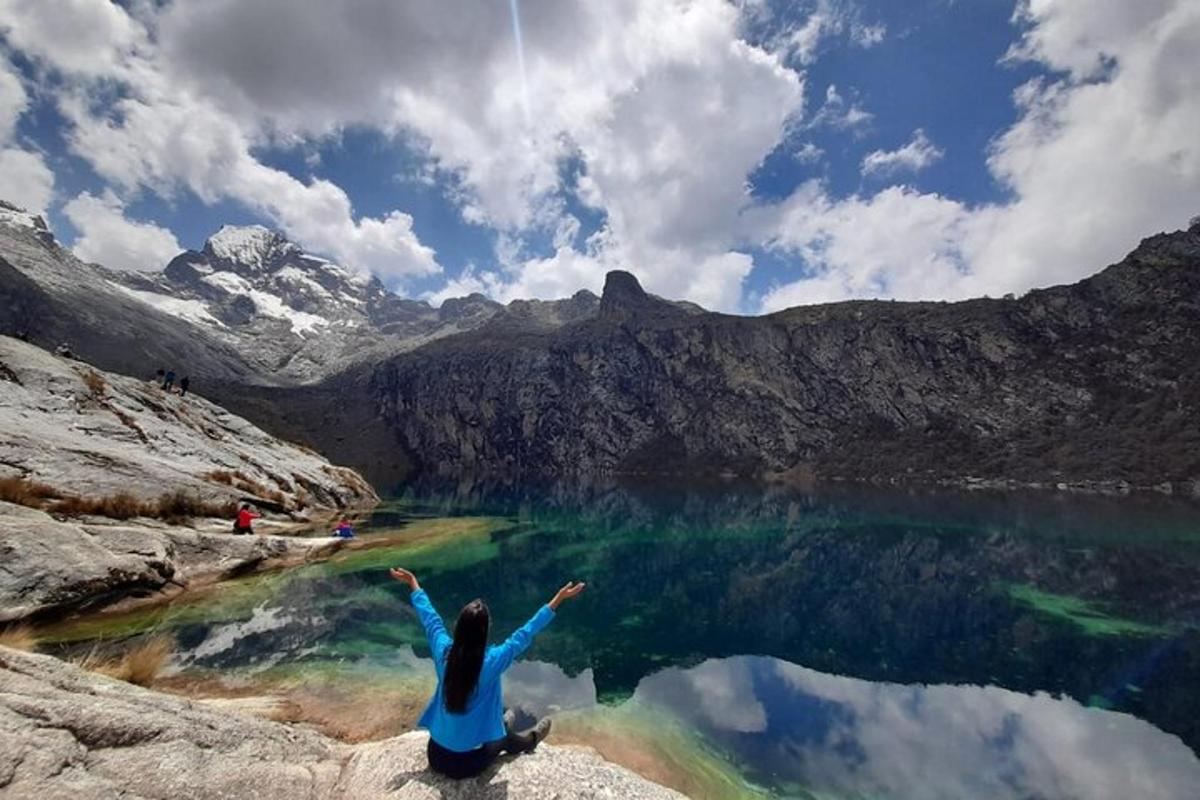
[75,635,174,687]
[0,475,61,508]
[52,490,238,523]
[0,624,38,652]
[52,491,145,520]
[81,369,106,397]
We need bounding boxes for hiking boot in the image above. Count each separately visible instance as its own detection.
[529,718,552,750]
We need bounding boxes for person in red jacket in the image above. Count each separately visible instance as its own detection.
[233,503,260,535]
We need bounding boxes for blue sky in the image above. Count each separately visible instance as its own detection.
[0,0,1197,312]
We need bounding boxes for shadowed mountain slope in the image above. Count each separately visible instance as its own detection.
[233,222,1200,490]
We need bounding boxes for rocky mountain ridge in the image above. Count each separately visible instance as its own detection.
[2,198,1198,490]
[242,221,1200,490]
[0,204,601,383]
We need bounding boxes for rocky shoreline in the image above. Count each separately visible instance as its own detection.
[804,472,1200,499]
[0,646,684,799]
[0,335,378,623]
[0,500,353,623]
[0,334,685,798]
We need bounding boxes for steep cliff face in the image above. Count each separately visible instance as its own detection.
[276,224,1199,488]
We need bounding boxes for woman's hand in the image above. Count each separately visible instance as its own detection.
[389,567,419,591]
[549,581,586,610]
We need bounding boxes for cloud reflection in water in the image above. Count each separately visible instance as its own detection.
[626,655,1200,800]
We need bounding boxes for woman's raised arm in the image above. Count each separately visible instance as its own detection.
[390,567,452,663]
[489,581,587,674]
[548,581,586,611]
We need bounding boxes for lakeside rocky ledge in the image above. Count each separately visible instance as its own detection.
[0,501,345,622]
[0,335,377,622]
[0,646,684,800]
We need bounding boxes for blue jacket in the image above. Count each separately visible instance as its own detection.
[411,588,555,752]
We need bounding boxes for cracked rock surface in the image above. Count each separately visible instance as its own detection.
[0,647,684,800]
[0,335,376,510]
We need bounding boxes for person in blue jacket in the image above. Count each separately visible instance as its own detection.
[389,566,586,779]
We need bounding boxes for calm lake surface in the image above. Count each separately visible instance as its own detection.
[49,481,1200,799]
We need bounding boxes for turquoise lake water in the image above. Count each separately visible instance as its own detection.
[51,481,1200,798]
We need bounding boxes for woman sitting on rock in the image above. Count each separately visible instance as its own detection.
[388,566,586,779]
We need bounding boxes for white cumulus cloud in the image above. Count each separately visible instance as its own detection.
[0,55,53,216]
[1,0,1196,314]
[143,0,802,309]
[1,0,442,285]
[861,129,944,177]
[0,147,53,216]
[63,190,182,272]
[760,0,1200,311]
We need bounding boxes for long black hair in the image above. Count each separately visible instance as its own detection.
[443,599,490,713]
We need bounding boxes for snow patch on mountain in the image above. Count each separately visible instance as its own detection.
[275,266,336,301]
[110,284,226,328]
[201,271,328,335]
[249,291,328,335]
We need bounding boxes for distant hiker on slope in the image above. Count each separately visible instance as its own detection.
[179,376,190,397]
[333,518,355,538]
[233,503,260,535]
[162,369,176,391]
[388,566,586,779]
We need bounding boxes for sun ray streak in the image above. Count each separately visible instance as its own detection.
[508,0,533,129]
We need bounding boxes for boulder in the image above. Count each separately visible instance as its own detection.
[0,647,684,800]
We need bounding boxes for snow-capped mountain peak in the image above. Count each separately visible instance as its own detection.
[0,200,52,242]
[0,203,595,382]
[203,224,298,269]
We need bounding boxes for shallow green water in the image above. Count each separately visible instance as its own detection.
[50,481,1200,799]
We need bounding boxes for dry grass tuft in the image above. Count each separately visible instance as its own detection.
[110,406,149,443]
[52,490,237,523]
[53,491,146,520]
[203,469,236,486]
[78,635,175,687]
[81,369,106,397]
[0,624,38,652]
[151,489,237,523]
[0,475,61,508]
[203,470,293,508]
[152,488,205,522]
[202,469,279,500]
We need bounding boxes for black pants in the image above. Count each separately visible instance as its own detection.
[426,722,539,780]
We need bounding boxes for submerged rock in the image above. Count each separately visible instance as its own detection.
[0,647,684,800]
